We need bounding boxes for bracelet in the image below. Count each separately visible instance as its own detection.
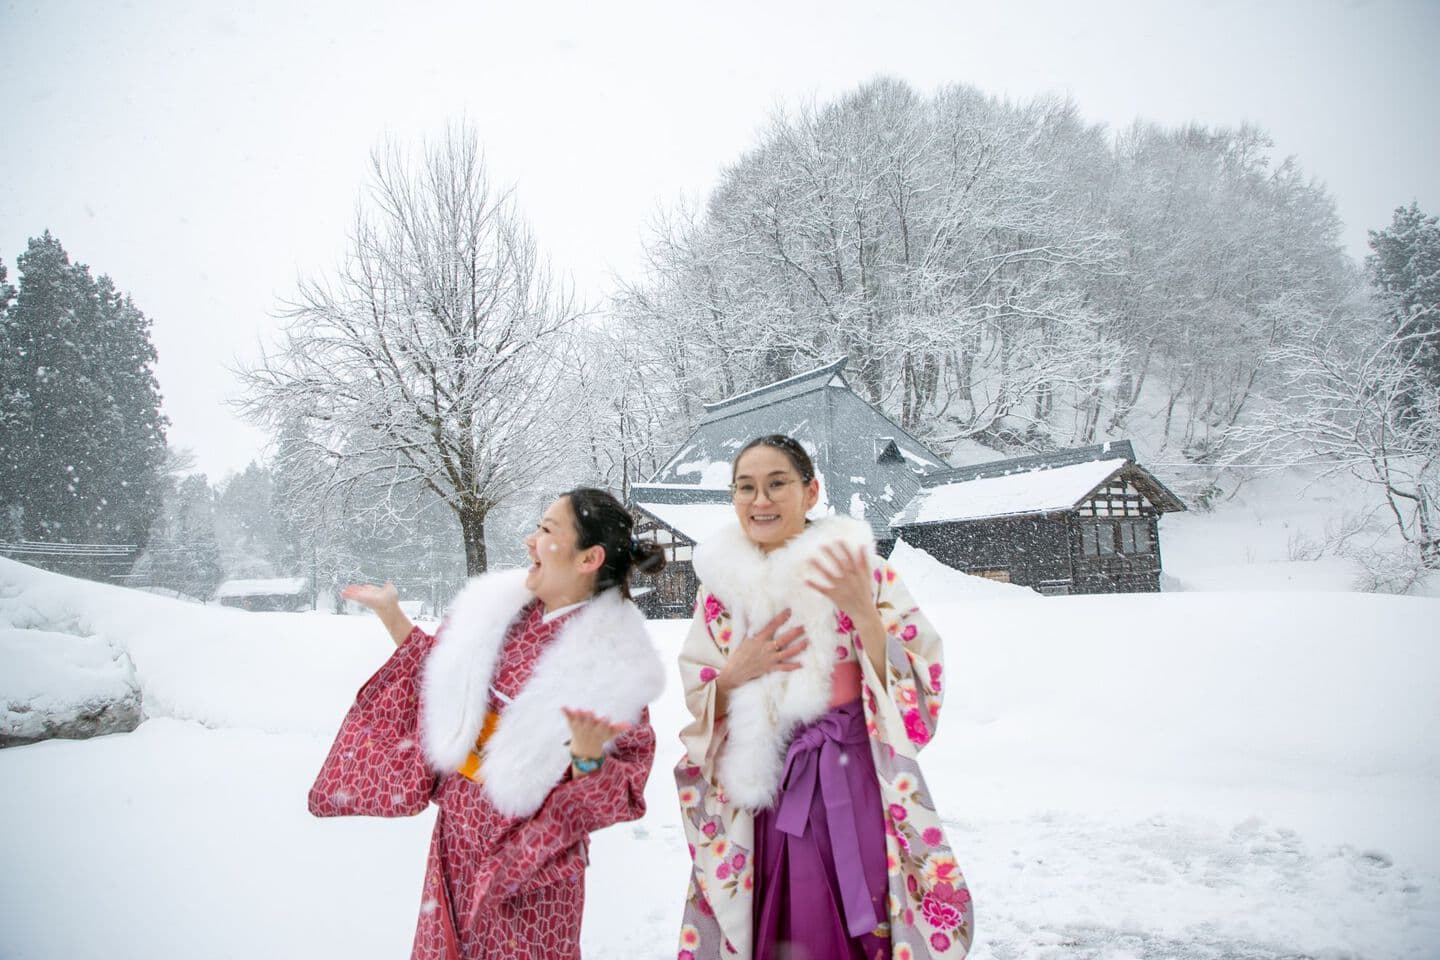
[571,753,603,774]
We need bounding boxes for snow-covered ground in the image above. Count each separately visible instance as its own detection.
[2,482,1438,959]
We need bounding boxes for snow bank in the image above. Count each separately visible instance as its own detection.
[0,627,140,745]
[0,557,392,735]
[887,538,1035,603]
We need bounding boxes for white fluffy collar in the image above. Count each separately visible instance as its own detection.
[693,514,875,641]
[419,569,664,818]
[692,514,876,809]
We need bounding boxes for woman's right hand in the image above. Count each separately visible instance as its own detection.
[340,581,400,615]
[340,581,414,646]
[716,609,808,694]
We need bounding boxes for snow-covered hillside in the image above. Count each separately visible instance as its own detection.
[2,545,1436,959]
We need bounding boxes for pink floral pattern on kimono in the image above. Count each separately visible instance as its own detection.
[674,564,973,959]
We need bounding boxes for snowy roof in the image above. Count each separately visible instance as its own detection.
[214,577,308,599]
[924,440,1138,485]
[698,357,850,423]
[891,458,1131,526]
[632,501,737,544]
[642,358,948,541]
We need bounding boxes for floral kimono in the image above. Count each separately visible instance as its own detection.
[674,517,973,960]
[311,570,665,960]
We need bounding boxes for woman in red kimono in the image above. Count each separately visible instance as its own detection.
[311,488,666,960]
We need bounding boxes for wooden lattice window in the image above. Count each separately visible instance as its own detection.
[1076,477,1153,518]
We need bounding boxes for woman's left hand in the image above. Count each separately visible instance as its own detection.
[563,708,630,767]
[806,544,888,675]
[805,543,876,624]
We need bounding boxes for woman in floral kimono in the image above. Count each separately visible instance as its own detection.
[310,488,666,960]
[675,435,973,960]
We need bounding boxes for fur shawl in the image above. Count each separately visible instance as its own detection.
[692,515,875,810]
[419,569,664,818]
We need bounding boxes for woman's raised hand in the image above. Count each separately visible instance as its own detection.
[340,580,400,614]
[806,543,888,675]
[717,609,808,694]
[340,581,414,646]
[804,543,874,625]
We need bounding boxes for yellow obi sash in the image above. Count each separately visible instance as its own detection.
[457,710,500,782]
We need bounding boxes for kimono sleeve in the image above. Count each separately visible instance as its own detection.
[676,588,734,779]
[485,709,657,897]
[856,563,946,757]
[308,625,439,817]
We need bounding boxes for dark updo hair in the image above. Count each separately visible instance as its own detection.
[562,487,667,600]
[732,434,817,483]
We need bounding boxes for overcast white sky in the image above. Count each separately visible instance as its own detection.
[4,0,1438,479]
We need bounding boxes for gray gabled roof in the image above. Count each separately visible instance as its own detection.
[641,358,950,541]
[697,357,850,424]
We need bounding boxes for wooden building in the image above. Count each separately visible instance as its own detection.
[889,441,1185,595]
[214,576,311,612]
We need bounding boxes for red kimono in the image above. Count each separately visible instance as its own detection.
[410,603,655,959]
[311,574,661,960]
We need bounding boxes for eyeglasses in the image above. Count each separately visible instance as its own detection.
[729,477,801,503]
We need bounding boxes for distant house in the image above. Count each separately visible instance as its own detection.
[889,441,1185,595]
[629,358,952,616]
[214,577,310,612]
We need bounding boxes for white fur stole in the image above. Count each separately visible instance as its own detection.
[420,569,664,818]
[692,515,875,810]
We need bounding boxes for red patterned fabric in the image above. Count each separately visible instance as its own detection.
[403,602,658,960]
[308,627,438,817]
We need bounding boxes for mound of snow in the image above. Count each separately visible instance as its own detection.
[0,627,140,745]
[887,538,1035,604]
[0,557,392,736]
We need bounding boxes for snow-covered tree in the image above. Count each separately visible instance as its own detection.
[132,465,225,598]
[1366,202,1440,405]
[611,79,1349,464]
[0,233,168,551]
[214,462,283,578]
[1096,122,1350,454]
[568,321,690,497]
[1237,292,1439,576]
[0,258,20,539]
[241,127,586,575]
[1228,204,1440,584]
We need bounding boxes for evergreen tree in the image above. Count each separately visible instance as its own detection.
[0,233,168,549]
[0,258,23,539]
[215,461,281,577]
[135,471,224,598]
[1367,202,1440,400]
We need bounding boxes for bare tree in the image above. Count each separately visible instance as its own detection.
[1236,297,1439,575]
[241,126,584,575]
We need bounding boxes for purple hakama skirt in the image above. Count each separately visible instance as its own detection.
[752,699,891,960]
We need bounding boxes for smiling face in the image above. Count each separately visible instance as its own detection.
[731,445,820,553]
[523,497,603,612]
